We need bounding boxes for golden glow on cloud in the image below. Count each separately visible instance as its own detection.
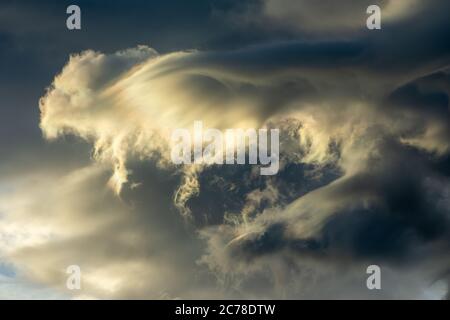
[4,39,448,299]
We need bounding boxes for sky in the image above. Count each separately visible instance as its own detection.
[0,0,449,299]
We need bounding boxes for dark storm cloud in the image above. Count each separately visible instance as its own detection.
[1,0,449,299]
[382,68,450,156]
[319,139,449,259]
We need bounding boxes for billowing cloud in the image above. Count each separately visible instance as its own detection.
[0,0,449,299]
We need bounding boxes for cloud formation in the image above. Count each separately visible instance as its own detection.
[0,0,449,299]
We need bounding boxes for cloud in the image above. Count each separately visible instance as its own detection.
[0,161,217,299]
[260,0,421,34]
[214,0,424,38]
[1,0,448,298]
[33,39,450,298]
